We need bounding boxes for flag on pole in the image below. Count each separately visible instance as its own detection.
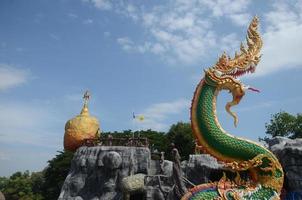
[133,112,145,121]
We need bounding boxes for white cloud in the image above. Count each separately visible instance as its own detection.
[67,13,78,19]
[200,0,251,17]
[117,37,134,51]
[255,1,302,76]
[229,13,251,26]
[83,0,112,10]
[83,18,93,24]
[219,33,240,54]
[194,0,252,26]
[133,99,190,131]
[0,90,97,148]
[0,93,95,175]
[0,101,63,148]
[0,64,29,91]
[86,0,302,76]
[0,147,56,176]
[0,152,10,161]
[49,33,60,40]
[116,3,139,21]
[111,0,250,65]
[135,4,216,65]
[150,43,166,55]
[84,0,252,65]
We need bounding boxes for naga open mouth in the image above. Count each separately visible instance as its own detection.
[211,64,260,93]
[222,65,256,79]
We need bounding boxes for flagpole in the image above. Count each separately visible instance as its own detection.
[132,112,135,139]
[132,112,145,140]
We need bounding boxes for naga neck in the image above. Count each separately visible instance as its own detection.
[191,79,269,163]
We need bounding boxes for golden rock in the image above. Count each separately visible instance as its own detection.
[64,91,100,151]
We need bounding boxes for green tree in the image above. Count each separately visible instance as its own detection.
[102,129,167,153]
[103,125,195,160]
[265,111,302,139]
[2,171,43,200]
[31,172,44,195]
[0,176,8,191]
[166,122,194,160]
[135,129,167,153]
[293,113,302,138]
[41,150,74,200]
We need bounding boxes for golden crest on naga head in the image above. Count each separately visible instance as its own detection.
[206,16,262,83]
[64,91,100,152]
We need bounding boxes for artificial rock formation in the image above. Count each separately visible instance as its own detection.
[182,154,223,185]
[58,146,150,200]
[267,137,302,199]
[59,137,302,200]
[59,145,226,200]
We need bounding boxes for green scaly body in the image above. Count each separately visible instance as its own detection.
[196,82,270,159]
[182,80,283,200]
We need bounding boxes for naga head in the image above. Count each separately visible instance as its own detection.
[205,16,263,127]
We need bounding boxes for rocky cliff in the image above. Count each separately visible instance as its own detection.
[59,137,302,200]
[268,137,302,199]
[58,146,150,200]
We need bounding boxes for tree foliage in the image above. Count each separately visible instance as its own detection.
[165,122,195,160]
[1,171,43,200]
[41,150,74,200]
[4,113,302,199]
[0,151,74,200]
[103,122,194,160]
[0,176,8,190]
[1,122,195,199]
[265,111,302,139]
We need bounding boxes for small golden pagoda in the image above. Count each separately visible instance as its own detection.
[64,91,100,151]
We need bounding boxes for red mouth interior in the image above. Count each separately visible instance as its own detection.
[229,67,255,78]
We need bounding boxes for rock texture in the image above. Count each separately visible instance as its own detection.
[182,154,223,185]
[267,137,302,199]
[59,137,302,200]
[58,146,150,200]
[0,191,5,200]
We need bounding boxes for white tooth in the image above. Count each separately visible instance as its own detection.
[214,70,222,77]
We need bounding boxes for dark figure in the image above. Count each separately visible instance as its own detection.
[171,143,187,199]
[108,134,113,146]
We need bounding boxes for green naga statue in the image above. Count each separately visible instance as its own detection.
[182,17,284,200]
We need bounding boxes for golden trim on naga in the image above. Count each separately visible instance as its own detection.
[212,16,262,73]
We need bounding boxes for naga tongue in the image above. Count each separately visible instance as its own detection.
[248,87,260,93]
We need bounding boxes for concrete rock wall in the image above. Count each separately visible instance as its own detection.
[59,137,302,200]
[268,137,302,199]
[58,146,150,200]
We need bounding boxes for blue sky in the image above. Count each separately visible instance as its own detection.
[0,0,302,176]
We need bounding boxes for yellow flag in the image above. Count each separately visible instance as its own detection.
[133,112,144,121]
[137,115,144,121]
